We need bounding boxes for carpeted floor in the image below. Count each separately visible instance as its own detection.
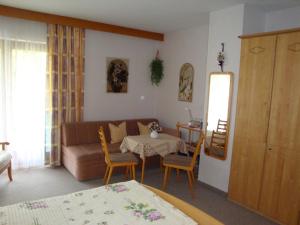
[0,167,277,225]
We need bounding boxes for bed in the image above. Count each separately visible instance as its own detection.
[0,180,223,225]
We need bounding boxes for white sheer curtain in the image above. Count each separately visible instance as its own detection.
[0,16,47,169]
[0,40,47,169]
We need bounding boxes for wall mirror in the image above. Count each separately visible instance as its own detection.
[204,72,233,160]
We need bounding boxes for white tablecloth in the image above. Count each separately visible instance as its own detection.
[120,133,186,159]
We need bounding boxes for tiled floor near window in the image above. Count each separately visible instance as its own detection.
[0,167,277,225]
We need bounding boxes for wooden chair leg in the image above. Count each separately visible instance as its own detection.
[141,158,146,183]
[187,171,193,188]
[129,165,133,179]
[176,168,180,180]
[168,167,172,179]
[125,166,129,179]
[160,156,164,172]
[106,166,114,185]
[132,165,136,180]
[103,165,109,183]
[162,166,169,190]
[167,167,172,187]
[187,170,194,196]
[7,162,12,182]
[190,170,195,183]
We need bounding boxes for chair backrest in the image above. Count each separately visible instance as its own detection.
[98,126,111,165]
[210,131,226,148]
[216,119,228,133]
[190,132,205,168]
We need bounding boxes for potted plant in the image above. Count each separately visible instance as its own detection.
[150,50,164,86]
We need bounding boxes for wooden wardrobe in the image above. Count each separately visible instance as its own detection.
[229,29,300,225]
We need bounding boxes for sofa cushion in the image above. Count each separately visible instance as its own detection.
[109,122,127,144]
[63,143,122,163]
[163,154,192,167]
[109,142,123,153]
[137,122,150,135]
[110,153,138,163]
[62,142,131,181]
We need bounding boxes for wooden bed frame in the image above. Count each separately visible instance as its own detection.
[145,185,223,225]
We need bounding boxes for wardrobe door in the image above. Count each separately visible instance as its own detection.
[228,36,277,209]
[259,32,300,225]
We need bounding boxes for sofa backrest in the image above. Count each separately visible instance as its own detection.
[62,118,158,146]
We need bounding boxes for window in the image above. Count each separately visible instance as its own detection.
[0,39,47,168]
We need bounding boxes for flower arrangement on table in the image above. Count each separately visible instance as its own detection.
[148,122,162,133]
[148,122,162,139]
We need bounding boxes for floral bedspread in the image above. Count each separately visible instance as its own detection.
[0,180,197,225]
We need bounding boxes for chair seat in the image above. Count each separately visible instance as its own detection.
[163,154,192,167]
[110,152,138,164]
[208,146,225,157]
[0,151,12,171]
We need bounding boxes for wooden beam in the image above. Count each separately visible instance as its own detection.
[0,5,164,41]
[239,27,300,39]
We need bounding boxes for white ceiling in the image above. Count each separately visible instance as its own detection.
[0,0,299,32]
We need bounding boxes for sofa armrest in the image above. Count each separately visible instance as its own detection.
[162,127,180,137]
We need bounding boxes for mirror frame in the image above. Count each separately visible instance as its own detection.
[204,72,234,160]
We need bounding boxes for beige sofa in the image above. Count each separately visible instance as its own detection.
[61,118,177,181]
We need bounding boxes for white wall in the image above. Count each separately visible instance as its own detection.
[198,4,244,192]
[155,25,209,129]
[84,30,161,121]
[265,6,300,32]
[243,4,266,34]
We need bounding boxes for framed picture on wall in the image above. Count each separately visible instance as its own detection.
[178,63,194,102]
[106,57,129,93]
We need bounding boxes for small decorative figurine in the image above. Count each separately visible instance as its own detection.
[217,43,225,72]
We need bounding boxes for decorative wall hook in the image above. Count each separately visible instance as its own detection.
[217,43,225,72]
[156,50,160,59]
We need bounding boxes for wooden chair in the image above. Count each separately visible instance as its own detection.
[162,132,204,193]
[216,119,228,133]
[98,127,138,185]
[209,131,227,155]
[208,119,228,159]
[0,142,13,181]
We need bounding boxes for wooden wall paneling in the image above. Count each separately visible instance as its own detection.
[0,5,164,41]
[228,35,277,209]
[259,31,300,225]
